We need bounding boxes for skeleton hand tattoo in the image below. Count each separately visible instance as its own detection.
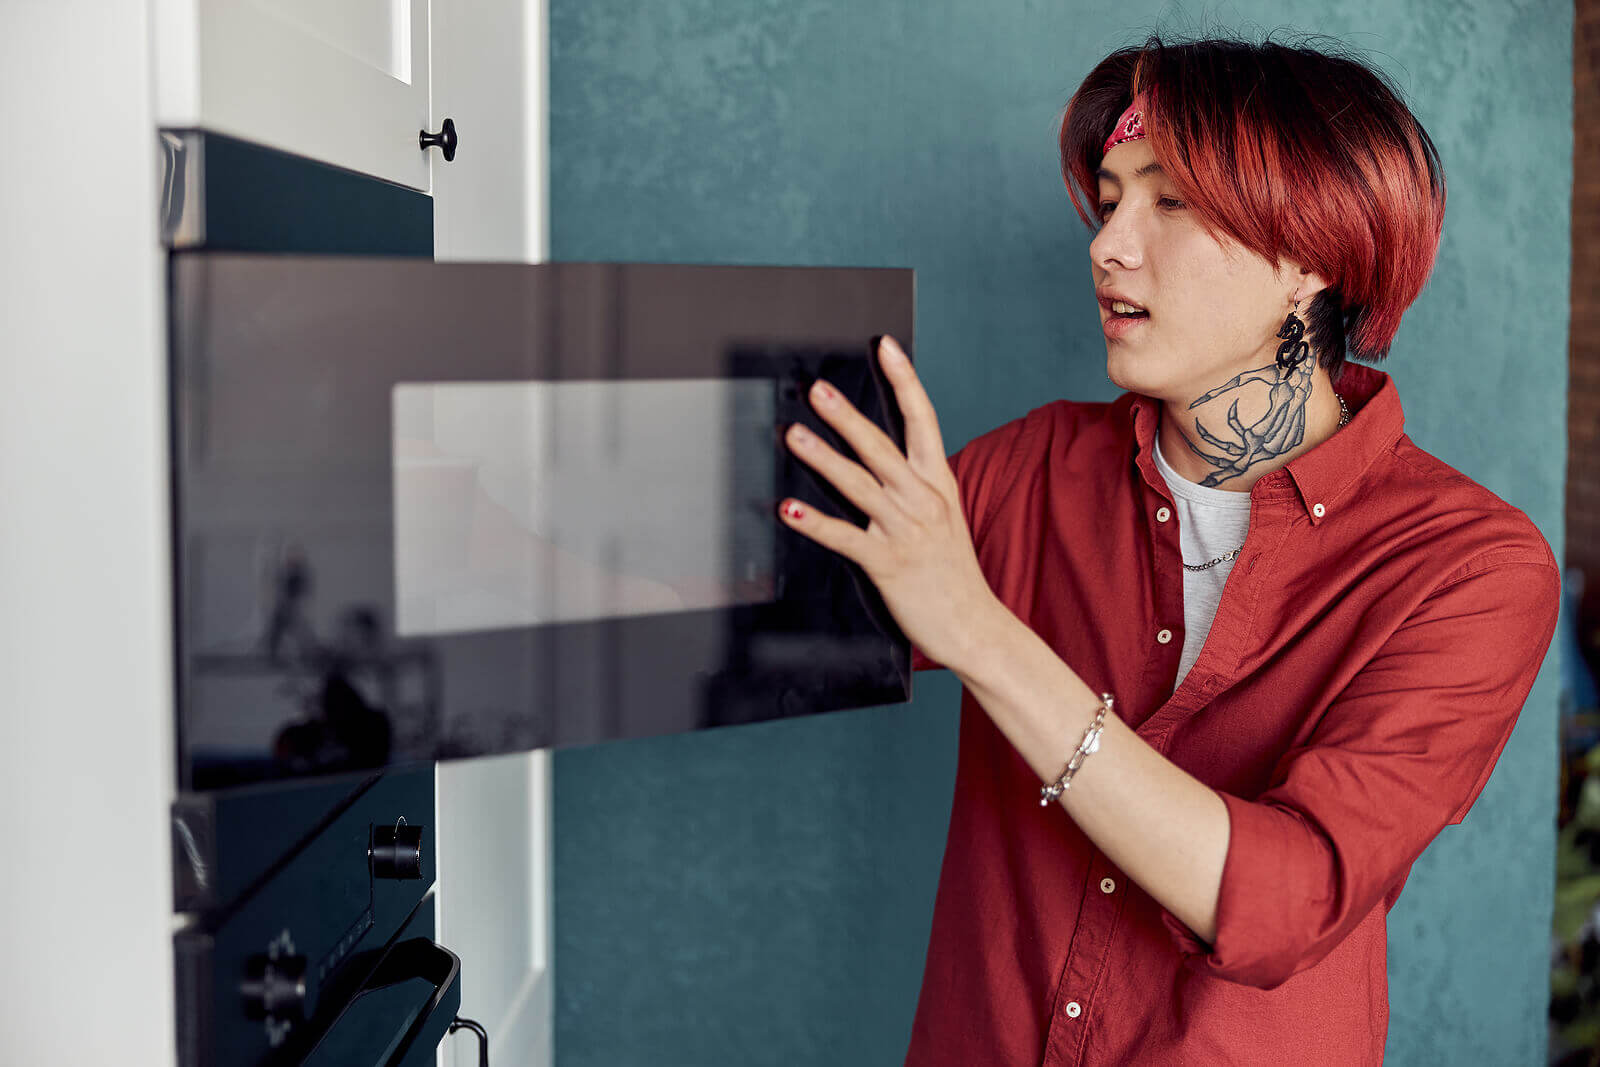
[1178,312,1316,488]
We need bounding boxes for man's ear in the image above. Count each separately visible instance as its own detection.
[1289,264,1332,306]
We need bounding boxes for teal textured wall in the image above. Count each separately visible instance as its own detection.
[549,3,1572,1064]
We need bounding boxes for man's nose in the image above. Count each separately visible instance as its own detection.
[1090,212,1142,272]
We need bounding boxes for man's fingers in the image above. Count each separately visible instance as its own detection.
[806,375,919,498]
[875,335,955,491]
[785,421,911,534]
[777,497,877,566]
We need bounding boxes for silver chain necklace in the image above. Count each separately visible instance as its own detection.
[1180,392,1349,573]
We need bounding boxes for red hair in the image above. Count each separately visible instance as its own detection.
[1059,34,1447,374]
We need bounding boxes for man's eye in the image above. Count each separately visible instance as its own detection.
[1097,198,1183,220]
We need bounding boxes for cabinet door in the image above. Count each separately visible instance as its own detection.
[154,0,432,191]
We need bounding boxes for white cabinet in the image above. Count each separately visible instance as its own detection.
[152,0,435,191]
[431,0,547,262]
[430,3,552,1065]
[436,752,553,1067]
[146,3,554,1066]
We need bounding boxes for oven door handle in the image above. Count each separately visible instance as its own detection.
[369,938,463,1067]
[297,936,463,1067]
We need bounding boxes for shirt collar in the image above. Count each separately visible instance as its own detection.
[1124,362,1405,525]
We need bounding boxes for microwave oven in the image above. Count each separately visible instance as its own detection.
[171,252,916,794]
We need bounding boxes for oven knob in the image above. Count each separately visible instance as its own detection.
[370,820,424,880]
[240,952,307,1024]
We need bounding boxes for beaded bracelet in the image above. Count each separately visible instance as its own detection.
[1039,693,1114,806]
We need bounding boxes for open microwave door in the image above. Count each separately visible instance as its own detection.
[169,255,915,791]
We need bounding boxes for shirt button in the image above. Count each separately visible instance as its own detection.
[1065,1001,1082,1018]
[1156,628,1173,645]
[1155,506,1171,523]
[1100,877,1116,893]
[1312,502,1326,518]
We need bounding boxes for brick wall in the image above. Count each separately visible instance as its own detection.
[1570,0,1600,643]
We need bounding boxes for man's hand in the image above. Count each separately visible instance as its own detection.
[777,334,1002,673]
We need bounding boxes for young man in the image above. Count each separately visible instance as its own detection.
[777,33,1560,1067]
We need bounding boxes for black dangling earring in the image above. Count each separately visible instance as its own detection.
[1275,298,1310,371]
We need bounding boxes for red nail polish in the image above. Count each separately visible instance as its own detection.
[783,500,806,521]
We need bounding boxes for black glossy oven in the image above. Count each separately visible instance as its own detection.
[173,767,459,1066]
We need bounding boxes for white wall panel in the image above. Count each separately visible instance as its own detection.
[0,3,176,1064]
[432,0,552,1064]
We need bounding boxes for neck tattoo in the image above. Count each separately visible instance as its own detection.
[1175,311,1338,487]
[1177,387,1349,573]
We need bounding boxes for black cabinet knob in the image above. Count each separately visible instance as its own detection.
[419,117,458,161]
[371,819,424,880]
[241,952,307,1023]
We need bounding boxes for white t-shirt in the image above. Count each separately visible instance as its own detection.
[1152,427,1253,690]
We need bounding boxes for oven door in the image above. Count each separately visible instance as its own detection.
[170,254,915,792]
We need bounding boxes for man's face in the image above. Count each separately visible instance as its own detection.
[1089,138,1295,405]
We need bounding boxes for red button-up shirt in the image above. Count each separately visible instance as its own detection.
[904,363,1560,1066]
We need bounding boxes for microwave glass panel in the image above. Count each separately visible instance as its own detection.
[393,379,776,635]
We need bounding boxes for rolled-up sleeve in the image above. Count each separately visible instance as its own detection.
[1159,552,1561,989]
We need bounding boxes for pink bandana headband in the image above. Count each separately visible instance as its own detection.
[1103,94,1149,155]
